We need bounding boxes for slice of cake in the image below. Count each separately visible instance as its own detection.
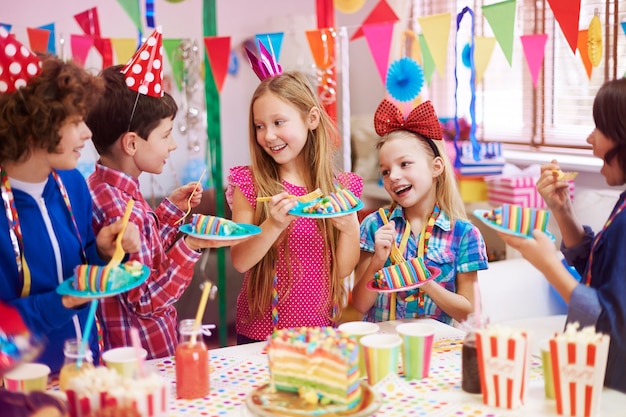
[373,257,431,290]
[481,204,550,237]
[267,327,362,409]
[72,261,143,293]
[190,214,246,235]
[300,189,360,214]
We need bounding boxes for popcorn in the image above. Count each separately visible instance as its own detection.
[549,322,610,417]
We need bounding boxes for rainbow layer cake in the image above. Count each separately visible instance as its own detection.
[300,189,360,214]
[481,204,550,237]
[190,213,246,236]
[72,260,143,293]
[373,257,431,290]
[65,366,168,417]
[267,326,362,409]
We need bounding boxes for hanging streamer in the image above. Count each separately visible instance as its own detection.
[145,0,156,29]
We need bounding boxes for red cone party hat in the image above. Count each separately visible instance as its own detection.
[0,27,41,94]
[120,26,164,98]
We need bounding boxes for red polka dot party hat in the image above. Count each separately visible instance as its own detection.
[0,27,41,94]
[120,26,164,98]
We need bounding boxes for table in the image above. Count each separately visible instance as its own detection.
[56,317,626,416]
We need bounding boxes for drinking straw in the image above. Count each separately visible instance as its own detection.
[473,280,481,329]
[77,299,98,368]
[130,327,146,378]
[190,280,212,346]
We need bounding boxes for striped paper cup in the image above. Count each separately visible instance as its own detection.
[396,323,434,380]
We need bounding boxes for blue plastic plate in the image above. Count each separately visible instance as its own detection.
[288,199,364,219]
[473,209,555,241]
[56,265,150,298]
[179,222,261,241]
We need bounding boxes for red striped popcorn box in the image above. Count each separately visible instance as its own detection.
[485,176,575,209]
[549,323,610,417]
[475,325,529,410]
[66,367,169,417]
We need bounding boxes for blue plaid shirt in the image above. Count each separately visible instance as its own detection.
[359,205,488,324]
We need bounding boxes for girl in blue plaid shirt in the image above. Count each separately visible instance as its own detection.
[352,99,488,325]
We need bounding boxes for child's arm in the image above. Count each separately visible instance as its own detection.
[330,212,360,278]
[229,187,297,273]
[419,271,476,323]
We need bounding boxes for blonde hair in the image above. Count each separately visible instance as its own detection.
[245,71,346,322]
[377,130,467,223]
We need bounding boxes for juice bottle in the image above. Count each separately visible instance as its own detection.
[58,338,94,391]
[175,319,209,399]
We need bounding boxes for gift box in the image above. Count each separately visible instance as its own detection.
[455,142,505,176]
[457,176,488,203]
[550,324,610,417]
[476,325,529,410]
[485,175,575,209]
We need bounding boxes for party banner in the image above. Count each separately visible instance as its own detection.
[70,34,94,67]
[306,28,335,70]
[334,0,366,14]
[547,0,581,54]
[520,34,548,87]
[351,0,398,40]
[203,36,231,93]
[38,23,56,55]
[418,33,436,86]
[402,30,421,64]
[0,23,12,32]
[111,38,138,65]
[94,38,113,68]
[116,0,143,32]
[576,30,592,80]
[255,32,284,62]
[362,22,394,85]
[482,0,516,66]
[162,38,183,91]
[74,7,101,38]
[26,28,50,54]
[474,36,496,85]
[417,12,451,79]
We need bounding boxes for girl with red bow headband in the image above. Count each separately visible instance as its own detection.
[352,99,488,325]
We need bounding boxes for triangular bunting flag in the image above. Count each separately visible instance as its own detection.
[0,23,12,33]
[26,27,50,54]
[482,0,516,66]
[162,38,183,92]
[38,23,56,55]
[255,32,284,62]
[474,36,497,85]
[94,38,114,68]
[305,29,336,70]
[418,33,436,86]
[417,12,451,78]
[74,7,101,38]
[621,21,626,36]
[204,36,231,93]
[362,22,394,85]
[116,0,143,32]
[111,38,138,65]
[402,30,422,65]
[351,0,399,40]
[576,30,592,80]
[547,0,581,54]
[520,34,548,87]
[70,34,94,67]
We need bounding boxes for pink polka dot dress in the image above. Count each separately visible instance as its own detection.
[226,166,363,341]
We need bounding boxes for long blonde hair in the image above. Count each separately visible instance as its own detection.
[245,71,346,322]
[377,131,467,223]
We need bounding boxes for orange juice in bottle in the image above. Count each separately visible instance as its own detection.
[58,338,94,391]
[175,319,209,399]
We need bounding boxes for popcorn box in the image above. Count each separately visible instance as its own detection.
[485,176,575,208]
[550,330,610,417]
[475,325,529,410]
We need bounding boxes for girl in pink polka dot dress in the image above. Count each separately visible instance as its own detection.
[226,71,363,344]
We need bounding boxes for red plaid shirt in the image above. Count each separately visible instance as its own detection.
[88,163,200,359]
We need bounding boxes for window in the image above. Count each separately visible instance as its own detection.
[414,0,624,153]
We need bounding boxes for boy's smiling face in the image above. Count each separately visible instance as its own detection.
[132,117,177,175]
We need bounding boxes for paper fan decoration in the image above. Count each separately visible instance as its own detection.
[334,0,367,14]
[587,13,602,67]
[120,26,164,97]
[385,57,424,102]
[0,27,41,93]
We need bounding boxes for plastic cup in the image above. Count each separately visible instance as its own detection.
[359,333,402,385]
[540,339,555,399]
[396,323,435,380]
[102,347,147,379]
[3,363,50,392]
[338,321,379,378]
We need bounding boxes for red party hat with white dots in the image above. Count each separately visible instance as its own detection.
[0,27,41,94]
[120,26,164,98]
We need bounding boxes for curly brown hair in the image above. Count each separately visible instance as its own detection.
[0,56,104,163]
